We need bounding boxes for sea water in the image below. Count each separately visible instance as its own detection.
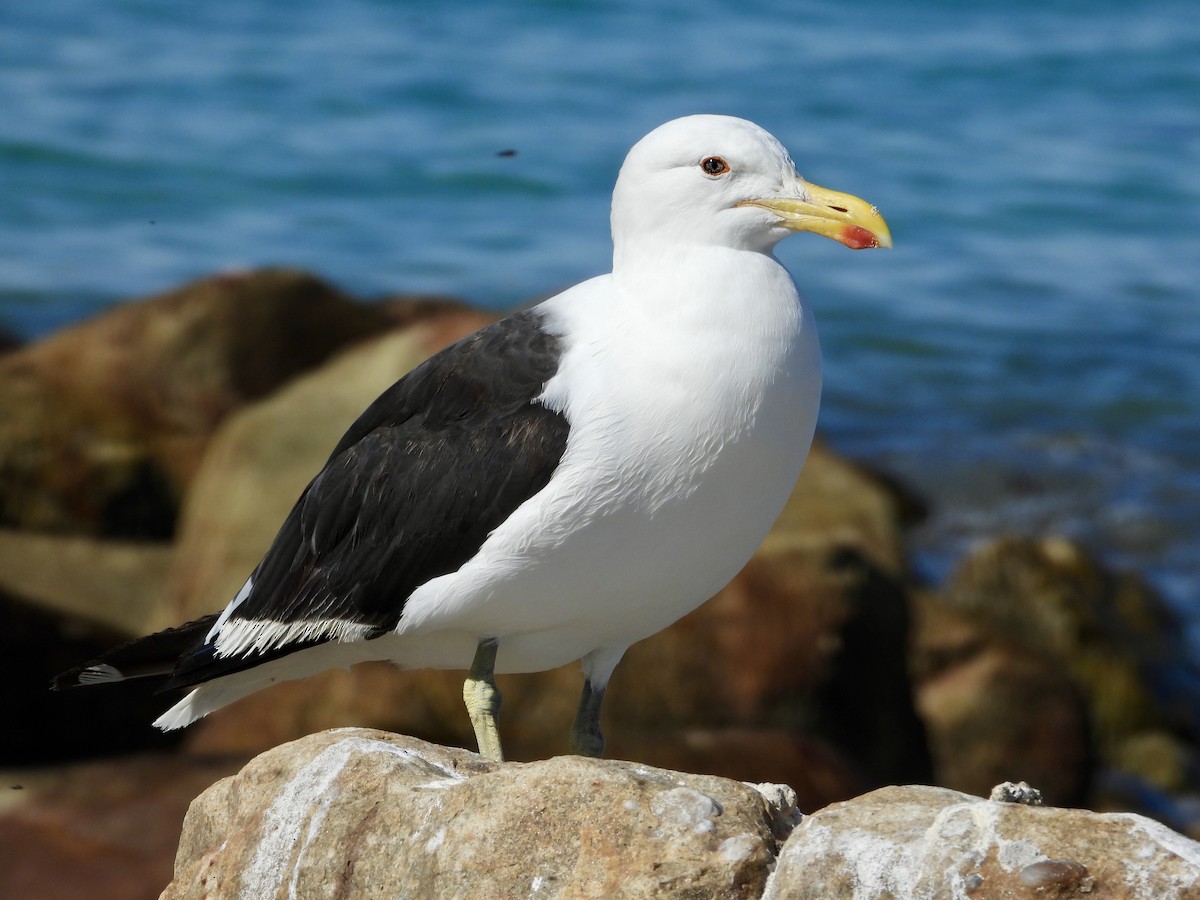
[2,0,1198,649]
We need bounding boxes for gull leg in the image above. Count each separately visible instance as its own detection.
[569,677,607,758]
[464,638,504,762]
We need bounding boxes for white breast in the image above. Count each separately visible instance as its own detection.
[397,247,821,674]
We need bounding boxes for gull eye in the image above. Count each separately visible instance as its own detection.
[700,156,730,176]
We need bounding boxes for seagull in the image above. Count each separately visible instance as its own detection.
[54,115,891,761]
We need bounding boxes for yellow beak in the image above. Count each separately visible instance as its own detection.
[737,182,892,250]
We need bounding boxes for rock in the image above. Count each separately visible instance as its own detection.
[918,536,1200,820]
[0,527,173,635]
[161,728,791,900]
[0,269,392,538]
[764,783,1200,899]
[989,780,1044,805]
[0,751,241,900]
[910,589,1093,806]
[941,536,1191,749]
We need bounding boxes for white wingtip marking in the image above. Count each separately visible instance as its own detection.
[76,664,125,685]
[214,618,375,658]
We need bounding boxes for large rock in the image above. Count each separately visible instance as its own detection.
[158,734,1200,900]
[910,589,1093,807]
[0,269,392,538]
[0,527,173,635]
[764,784,1200,899]
[940,536,1193,750]
[161,729,797,900]
[915,536,1200,822]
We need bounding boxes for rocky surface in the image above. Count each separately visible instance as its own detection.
[910,587,1094,806]
[0,527,173,634]
[942,536,1195,752]
[155,730,1200,900]
[162,729,794,900]
[765,783,1200,899]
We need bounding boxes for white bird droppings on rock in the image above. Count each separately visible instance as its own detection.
[996,837,1044,870]
[240,736,467,899]
[241,739,357,900]
[720,833,761,864]
[1128,818,1200,867]
[424,827,446,854]
[650,786,722,834]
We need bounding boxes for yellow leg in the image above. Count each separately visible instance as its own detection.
[463,638,504,762]
[568,678,606,758]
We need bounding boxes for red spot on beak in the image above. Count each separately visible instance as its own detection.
[840,224,879,250]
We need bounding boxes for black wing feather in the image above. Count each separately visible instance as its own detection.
[165,309,569,688]
[51,614,220,690]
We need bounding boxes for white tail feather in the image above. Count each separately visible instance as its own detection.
[153,637,396,731]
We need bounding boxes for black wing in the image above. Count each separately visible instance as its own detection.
[166,308,570,688]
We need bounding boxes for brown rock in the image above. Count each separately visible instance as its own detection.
[0,752,241,900]
[0,269,392,538]
[162,728,793,900]
[922,536,1200,811]
[0,527,173,635]
[764,784,1200,899]
[941,537,1187,745]
[910,590,1093,806]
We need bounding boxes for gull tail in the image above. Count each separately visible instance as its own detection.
[50,614,220,691]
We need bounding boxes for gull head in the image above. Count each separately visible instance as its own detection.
[611,114,891,257]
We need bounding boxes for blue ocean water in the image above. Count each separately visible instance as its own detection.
[2,1,1199,645]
